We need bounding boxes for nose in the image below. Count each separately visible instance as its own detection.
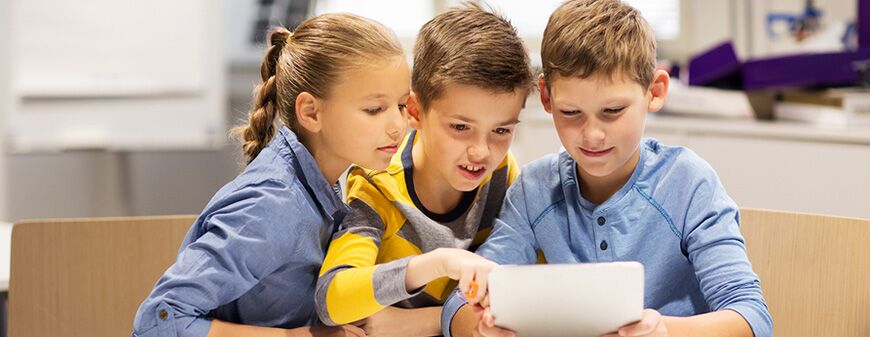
[467,136,490,163]
[582,119,606,146]
[387,108,406,139]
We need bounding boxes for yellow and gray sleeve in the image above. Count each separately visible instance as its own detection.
[314,198,423,325]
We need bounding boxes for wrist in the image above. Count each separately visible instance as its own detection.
[406,250,443,290]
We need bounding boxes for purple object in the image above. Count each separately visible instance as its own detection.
[689,0,870,91]
[741,48,870,90]
[688,42,741,86]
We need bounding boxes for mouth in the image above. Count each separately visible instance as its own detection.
[579,147,614,157]
[377,144,399,154]
[458,164,487,180]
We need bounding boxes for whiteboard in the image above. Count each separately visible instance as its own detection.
[7,0,225,151]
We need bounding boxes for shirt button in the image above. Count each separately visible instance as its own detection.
[600,240,608,251]
[597,216,606,226]
[159,309,169,320]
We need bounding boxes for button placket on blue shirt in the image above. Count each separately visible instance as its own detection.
[591,209,615,262]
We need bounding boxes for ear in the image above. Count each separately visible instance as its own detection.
[295,92,322,133]
[647,69,670,113]
[406,92,423,129]
[538,75,553,114]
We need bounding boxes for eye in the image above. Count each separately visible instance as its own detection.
[364,106,384,115]
[398,104,407,112]
[494,128,512,135]
[604,107,626,114]
[450,123,469,131]
[560,110,581,116]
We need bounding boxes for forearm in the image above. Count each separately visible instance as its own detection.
[663,310,754,337]
[206,320,302,337]
[409,306,445,337]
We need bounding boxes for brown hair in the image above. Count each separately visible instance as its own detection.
[412,2,533,111]
[233,14,403,163]
[541,0,656,89]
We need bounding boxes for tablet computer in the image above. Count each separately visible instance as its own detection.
[488,262,644,337]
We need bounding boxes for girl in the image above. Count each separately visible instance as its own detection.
[133,13,410,337]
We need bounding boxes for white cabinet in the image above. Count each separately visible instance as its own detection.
[512,111,870,219]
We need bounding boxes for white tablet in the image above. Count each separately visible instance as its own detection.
[488,262,644,337]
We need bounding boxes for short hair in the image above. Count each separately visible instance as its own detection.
[412,2,533,111]
[541,0,657,89]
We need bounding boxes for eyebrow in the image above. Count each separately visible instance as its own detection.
[364,91,411,100]
[364,93,388,100]
[449,114,521,126]
[554,96,633,108]
[497,118,521,126]
[603,97,632,105]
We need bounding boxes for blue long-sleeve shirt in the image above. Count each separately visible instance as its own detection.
[133,126,348,337]
[442,138,772,337]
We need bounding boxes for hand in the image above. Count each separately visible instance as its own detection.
[475,306,515,337]
[356,306,439,337]
[601,309,668,337]
[478,293,490,310]
[433,248,497,306]
[307,325,368,337]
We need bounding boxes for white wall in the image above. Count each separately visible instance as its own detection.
[0,0,11,219]
[2,0,867,221]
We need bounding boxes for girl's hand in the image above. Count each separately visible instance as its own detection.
[601,309,668,337]
[433,248,497,306]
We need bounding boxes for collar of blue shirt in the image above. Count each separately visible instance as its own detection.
[279,126,348,224]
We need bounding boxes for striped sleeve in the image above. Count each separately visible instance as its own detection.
[314,169,421,325]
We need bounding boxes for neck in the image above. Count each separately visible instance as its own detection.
[302,133,348,185]
[411,135,464,214]
[577,148,640,205]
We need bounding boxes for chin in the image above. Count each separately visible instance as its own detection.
[360,159,389,171]
[451,180,479,192]
[577,162,614,177]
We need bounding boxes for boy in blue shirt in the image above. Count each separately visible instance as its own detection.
[442,1,772,336]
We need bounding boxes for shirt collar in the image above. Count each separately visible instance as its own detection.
[279,126,348,222]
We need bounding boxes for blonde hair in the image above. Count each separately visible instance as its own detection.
[541,0,656,89]
[412,2,533,111]
[233,14,403,163]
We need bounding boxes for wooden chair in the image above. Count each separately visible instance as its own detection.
[740,208,869,336]
[8,215,195,337]
[8,209,869,336]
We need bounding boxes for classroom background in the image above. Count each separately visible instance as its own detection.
[0,0,868,336]
[0,0,867,222]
